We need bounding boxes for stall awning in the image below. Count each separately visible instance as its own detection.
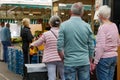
[0,0,52,6]
[2,4,52,9]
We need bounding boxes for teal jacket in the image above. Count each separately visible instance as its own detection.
[57,16,94,66]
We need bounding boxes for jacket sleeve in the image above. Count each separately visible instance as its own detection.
[31,33,45,46]
[27,29,34,43]
[20,27,23,37]
[94,27,105,64]
[7,29,11,41]
[88,25,95,59]
[57,24,64,52]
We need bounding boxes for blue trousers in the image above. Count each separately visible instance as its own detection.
[1,41,11,62]
[96,56,117,80]
[64,65,90,80]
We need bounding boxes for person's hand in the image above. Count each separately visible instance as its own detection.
[30,45,34,49]
[58,51,64,62]
[92,63,96,70]
[90,63,96,75]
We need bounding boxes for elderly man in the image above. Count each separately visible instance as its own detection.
[57,2,94,80]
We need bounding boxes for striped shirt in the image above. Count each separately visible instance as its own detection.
[94,23,120,64]
[31,27,61,63]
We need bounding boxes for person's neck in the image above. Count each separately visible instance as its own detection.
[102,19,111,24]
[71,14,81,17]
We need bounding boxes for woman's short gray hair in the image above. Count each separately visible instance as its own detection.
[49,15,61,27]
[71,2,84,15]
[98,5,111,19]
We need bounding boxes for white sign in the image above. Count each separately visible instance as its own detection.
[9,23,21,38]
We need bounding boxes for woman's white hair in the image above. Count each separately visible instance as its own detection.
[71,2,84,15]
[98,5,111,19]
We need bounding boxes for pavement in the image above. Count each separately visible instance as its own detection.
[0,62,22,80]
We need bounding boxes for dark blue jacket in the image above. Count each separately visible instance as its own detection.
[21,26,33,49]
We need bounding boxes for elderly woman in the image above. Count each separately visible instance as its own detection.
[20,18,33,80]
[92,5,120,80]
[30,15,64,80]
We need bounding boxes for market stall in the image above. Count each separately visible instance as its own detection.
[0,0,119,80]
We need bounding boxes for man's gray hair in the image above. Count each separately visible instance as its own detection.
[98,5,111,19]
[71,2,84,15]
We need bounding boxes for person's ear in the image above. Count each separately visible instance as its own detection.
[49,23,52,27]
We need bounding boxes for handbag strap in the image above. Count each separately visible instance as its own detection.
[50,30,57,39]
